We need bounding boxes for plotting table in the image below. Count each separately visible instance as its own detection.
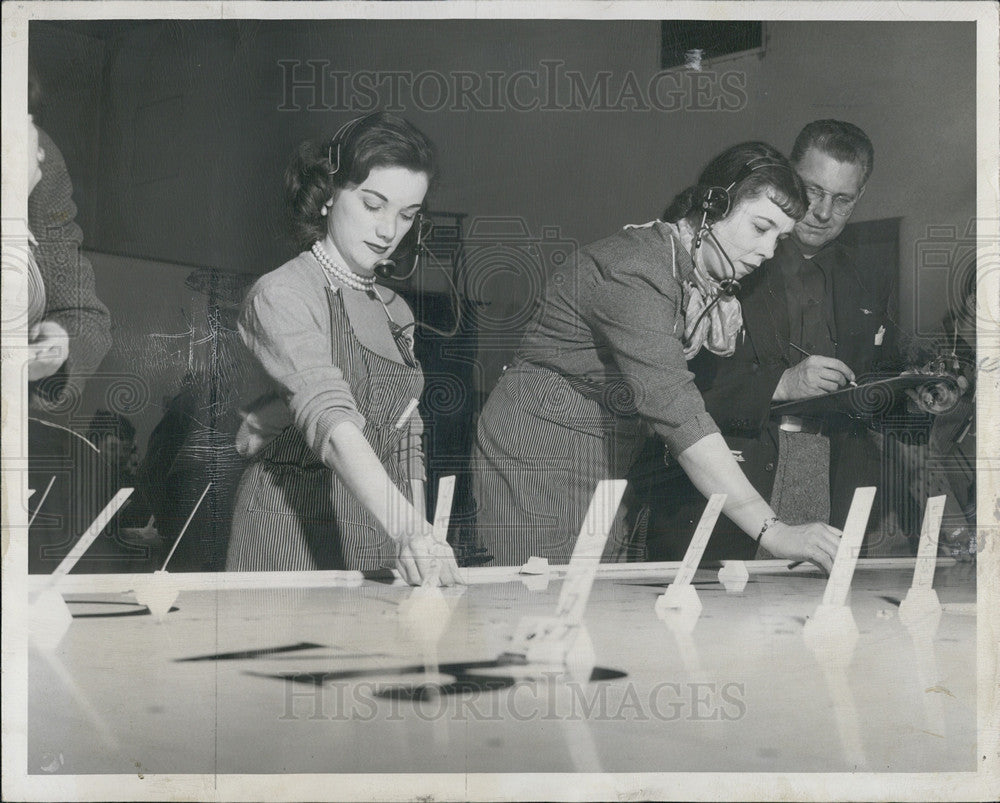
[27,559,977,776]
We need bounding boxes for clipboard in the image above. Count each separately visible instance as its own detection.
[770,373,959,419]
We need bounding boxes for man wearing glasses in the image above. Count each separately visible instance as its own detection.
[636,120,898,561]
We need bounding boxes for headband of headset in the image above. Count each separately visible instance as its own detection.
[697,155,789,222]
[327,112,380,177]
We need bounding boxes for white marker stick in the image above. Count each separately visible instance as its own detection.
[555,479,628,623]
[821,487,876,608]
[50,488,133,585]
[27,475,56,528]
[672,494,727,590]
[910,495,946,592]
[394,397,420,430]
[160,482,213,571]
[431,475,456,543]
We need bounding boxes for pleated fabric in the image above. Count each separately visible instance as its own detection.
[227,288,422,572]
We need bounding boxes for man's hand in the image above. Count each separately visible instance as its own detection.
[28,320,69,381]
[773,355,855,401]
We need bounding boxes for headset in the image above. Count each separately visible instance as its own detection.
[326,112,432,282]
[681,155,788,347]
[326,113,460,336]
[692,155,789,291]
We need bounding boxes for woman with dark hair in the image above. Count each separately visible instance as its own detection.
[470,141,842,569]
[227,112,460,585]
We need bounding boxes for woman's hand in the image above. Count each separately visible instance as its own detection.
[760,520,841,574]
[28,320,69,381]
[394,521,462,587]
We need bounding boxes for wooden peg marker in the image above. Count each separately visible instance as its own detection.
[655,493,726,618]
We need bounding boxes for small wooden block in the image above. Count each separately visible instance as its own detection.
[718,560,749,593]
[655,582,703,617]
[519,556,550,575]
[133,570,180,622]
[654,494,725,619]
[29,588,73,651]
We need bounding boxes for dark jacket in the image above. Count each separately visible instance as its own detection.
[634,236,899,560]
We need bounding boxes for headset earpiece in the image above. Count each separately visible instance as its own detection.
[699,185,732,222]
[327,112,378,177]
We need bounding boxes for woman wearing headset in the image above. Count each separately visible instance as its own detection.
[227,112,460,585]
[470,141,842,571]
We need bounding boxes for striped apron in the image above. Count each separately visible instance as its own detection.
[227,288,423,572]
[469,362,646,566]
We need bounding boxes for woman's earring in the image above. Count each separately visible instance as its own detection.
[320,198,333,217]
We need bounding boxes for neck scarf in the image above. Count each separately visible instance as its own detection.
[671,219,744,359]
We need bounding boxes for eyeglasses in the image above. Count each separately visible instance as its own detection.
[803,184,859,217]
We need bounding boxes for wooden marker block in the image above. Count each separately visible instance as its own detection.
[518,556,551,591]
[29,588,73,652]
[804,486,876,645]
[500,479,627,676]
[899,495,946,629]
[718,560,749,593]
[655,494,726,618]
[133,570,181,622]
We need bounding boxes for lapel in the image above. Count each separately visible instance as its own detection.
[740,239,793,363]
[821,242,869,369]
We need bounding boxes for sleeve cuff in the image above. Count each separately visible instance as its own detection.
[314,408,367,465]
[659,411,720,456]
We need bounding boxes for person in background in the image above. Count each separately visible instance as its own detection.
[470,141,841,572]
[637,120,896,561]
[227,112,460,585]
[26,88,113,572]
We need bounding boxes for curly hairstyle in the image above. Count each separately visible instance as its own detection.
[286,112,438,251]
[662,141,807,225]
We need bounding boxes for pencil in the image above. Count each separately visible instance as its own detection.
[788,342,858,387]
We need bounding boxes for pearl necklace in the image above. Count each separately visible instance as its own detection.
[311,242,376,293]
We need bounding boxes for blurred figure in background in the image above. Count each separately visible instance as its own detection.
[26,74,113,571]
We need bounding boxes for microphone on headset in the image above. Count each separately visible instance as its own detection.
[371,213,429,281]
[374,259,397,279]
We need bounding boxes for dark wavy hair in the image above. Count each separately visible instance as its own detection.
[286,112,438,250]
[662,141,808,225]
[791,119,874,186]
